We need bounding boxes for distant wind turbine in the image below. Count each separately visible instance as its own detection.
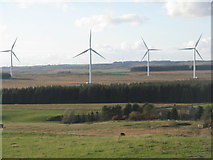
[73,30,105,84]
[141,36,160,76]
[0,38,20,77]
[179,34,204,79]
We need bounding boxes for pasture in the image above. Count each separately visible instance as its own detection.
[2,70,211,88]
[2,103,212,158]
[1,68,212,158]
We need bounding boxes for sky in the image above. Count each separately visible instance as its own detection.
[0,0,211,66]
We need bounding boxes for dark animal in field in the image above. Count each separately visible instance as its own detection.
[0,124,3,128]
[120,132,125,136]
[117,132,126,142]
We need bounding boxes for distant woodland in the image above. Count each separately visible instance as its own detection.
[131,65,212,72]
[1,73,11,79]
[2,80,211,104]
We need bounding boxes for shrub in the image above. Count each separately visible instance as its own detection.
[132,103,140,112]
[195,106,204,120]
[123,103,132,116]
[61,110,75,124]
[201,105,213,124]
[112,115,120,121]
[171,107,178,120]
[81,114,86,122]
[142,114,159,120]
[101,105,113,121]
[95,112,99,121]
[46,115,63,121]
[112,105,122,118]
[143,103,155,115]
[128,112,143,121]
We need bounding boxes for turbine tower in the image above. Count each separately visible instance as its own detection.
[141,36,160,76]
[0,38,20,77]
[179,34,204,79]
[73,30,105,84]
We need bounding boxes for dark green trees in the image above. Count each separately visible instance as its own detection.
[2,80,211,104]
[171,108,178,120]
[195,106,204,120]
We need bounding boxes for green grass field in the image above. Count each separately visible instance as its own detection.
[3,131,211,158]
[1,103,212,158]
[2,103,209,122]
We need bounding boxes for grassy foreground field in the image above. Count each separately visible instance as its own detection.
[2,70,211,88]
[3,131,211,158]
[2,103,212,158]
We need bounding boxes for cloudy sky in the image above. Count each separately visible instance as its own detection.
[0,0,211,66]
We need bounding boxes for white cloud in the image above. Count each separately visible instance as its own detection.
[94,40,145,61]
[94,40,156,62]
[165,0,211,18]
[75,14,148,31]
[96,40,144,52]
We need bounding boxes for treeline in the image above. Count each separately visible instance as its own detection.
[1,73,11,79]
[2,81,212,104]
[59,103,212,124]
[100,103,212,122]
[130,65,212,72]
[61,110,100,124]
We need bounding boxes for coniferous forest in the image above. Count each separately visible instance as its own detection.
[2,80,211,104]
[130,64,212,72]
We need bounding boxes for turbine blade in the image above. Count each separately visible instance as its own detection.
[0,50,11,52]
[195,49,203,61]
[141,36,148,50]
[149,49,161,51]
[89,30,92,48]
[195,33,202,48]
[91,48,105,59]
[179,48,194,50]
[141,50,149,61]
[73,49,89,58]
[12,51,20,62]
[11,37,17,50]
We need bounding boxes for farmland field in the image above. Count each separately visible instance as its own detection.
[2,70,211,88]
[1,103,212,158]
[1,69,212,158]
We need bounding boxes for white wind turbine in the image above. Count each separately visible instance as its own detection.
[141,36,160,76]
[0,38,20,77]
[73,30,105,84]
[179,34,204,79]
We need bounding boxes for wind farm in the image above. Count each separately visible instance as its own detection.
[1,33,211,88]
[1,1,212,159]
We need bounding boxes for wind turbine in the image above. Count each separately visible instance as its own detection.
[73,30,105,84]
[0,38,20,77]
[141,36,160,76]
[179,34,204,79]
